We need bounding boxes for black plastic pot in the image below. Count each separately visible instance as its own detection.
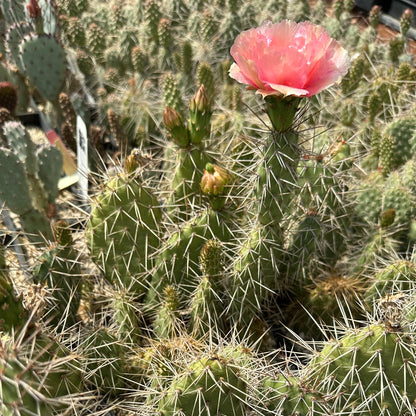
[355,0,416,39]
[17,112,42,128]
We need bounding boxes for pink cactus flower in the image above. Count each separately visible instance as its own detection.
[230,20,350,98]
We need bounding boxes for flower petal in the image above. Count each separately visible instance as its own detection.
[265,83,310,97]
[229,20,350,98]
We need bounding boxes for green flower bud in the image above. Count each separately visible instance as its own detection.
[163,106,189,147]
[125,154,139,174]
[188,85,212,144]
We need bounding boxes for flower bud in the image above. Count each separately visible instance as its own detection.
[369,5,381,29]
[163,106,189,147]
[400,8,413,36]
[190,85,210,113]
[125,154,139,174]
[188,85,212,144]
[200,163,230,197]
[200,164,231,210]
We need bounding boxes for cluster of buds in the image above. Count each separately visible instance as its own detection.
[163,85,212,147]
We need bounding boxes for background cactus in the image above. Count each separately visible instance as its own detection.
[0,121,62,241]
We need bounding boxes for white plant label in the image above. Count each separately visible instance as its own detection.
[76,115,89,205]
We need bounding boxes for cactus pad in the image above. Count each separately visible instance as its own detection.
[157,355,247,416]
[20,34,67,102]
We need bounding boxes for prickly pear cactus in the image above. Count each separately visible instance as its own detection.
[0,241,29,334]
[156,355,247,416]
[20,34,67,102]
[382,117,416,170]
[32,221,82,328]
[306,320,416,415]
[0,121,62,241]
[81,327,128,394]
[0,331,84,416]
[259,373,328,415]
[87,153,162,297]
[366,260,416,304]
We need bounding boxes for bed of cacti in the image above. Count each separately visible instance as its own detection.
[1,0,416,415]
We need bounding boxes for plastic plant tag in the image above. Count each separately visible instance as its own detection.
[76,115,89,205]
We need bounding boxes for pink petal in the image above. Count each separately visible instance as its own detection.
[266,83,310,97]
[229,20,350,97]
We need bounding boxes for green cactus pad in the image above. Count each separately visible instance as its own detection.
[260,374,327,415]
[87,172,162,297]
[32,243,82,328]
[366,260,416,304]
[2,122,52,214]
[256,130,299,226]
[230,224,283,331]
[0,332,83,416]
[382,181,415,227]
[112,291,142,344]
[354,172,384,223]
[153,285,182,339]
[0,0,25,25]
[2,121,38,176]
[19,208,52,242]
[147,208,233,308]
[0,148,33,215]
[20,34,67,102]
[36,144,63,204]
[0,253,29,334]
[157,355,247,416]
[167,147,212,221]
[87,23,107,60]
[384,117,416,169]
[81,327,127,394]
[5,23,33,74]
[306,323,416,415]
